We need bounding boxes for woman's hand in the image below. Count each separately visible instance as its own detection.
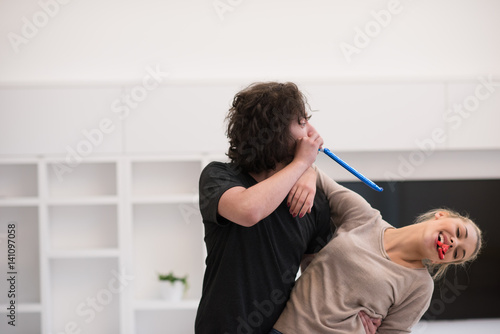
[288,167,317,218]
[359,311,381,334]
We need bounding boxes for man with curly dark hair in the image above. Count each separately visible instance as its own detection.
[195,82,332,334]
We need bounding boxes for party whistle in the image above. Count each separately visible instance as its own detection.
[320,148,383,192]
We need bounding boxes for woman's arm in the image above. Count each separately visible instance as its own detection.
[284,165,379,229]
[288,166,317,218]
[314,166,377,229]
[376,278,433,333]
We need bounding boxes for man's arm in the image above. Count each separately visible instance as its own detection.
[218,134,322,227]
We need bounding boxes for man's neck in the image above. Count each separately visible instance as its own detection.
[249,162,286,183]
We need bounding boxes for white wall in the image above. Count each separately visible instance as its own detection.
[1,0,500,177]
[0,0,500,83]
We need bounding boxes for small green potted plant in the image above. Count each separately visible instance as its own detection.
[158,271,188,301]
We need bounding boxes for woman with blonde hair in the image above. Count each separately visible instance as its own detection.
[270,167,483,334]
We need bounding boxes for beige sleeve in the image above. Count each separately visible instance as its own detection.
[314,165,379,229]
[377,277,434,333]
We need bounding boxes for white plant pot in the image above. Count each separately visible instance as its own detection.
[160,281,185,301]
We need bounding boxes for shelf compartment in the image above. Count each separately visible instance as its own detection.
[0,164,38,198]
[132,203,203,302]
[48,205,118,251]
[135,309,197,334]
[0,207,40,304]
[0,311,41,333]
[0,197,39,206]
[131,161,201,197]
[47,162,117,198]
[50,258,122,334]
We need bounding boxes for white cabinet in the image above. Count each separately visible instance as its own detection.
[0,155,215,334]
[1,82,499,156]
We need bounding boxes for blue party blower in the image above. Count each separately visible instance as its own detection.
[319,148,383,192]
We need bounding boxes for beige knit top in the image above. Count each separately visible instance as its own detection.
[274,168,434,334]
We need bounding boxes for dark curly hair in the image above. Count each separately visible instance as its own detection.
[226,82,310,173]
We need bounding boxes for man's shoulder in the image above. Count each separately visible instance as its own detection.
[203,160,228,170]
[200,161,251,195]
[202,161,249,180]
[203,161,237,174]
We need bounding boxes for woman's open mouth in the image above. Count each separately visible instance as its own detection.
[437,233,450,260]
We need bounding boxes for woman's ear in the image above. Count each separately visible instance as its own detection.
[434,211,449,219]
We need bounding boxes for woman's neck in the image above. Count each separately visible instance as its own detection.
[384,225,426,269]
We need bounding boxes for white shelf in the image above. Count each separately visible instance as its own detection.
[134,299,199,310]
[47,196,119,205]
[0,197,39,206]
[48,249,121,259]
[131,194,198,204]
[0,303,42,313]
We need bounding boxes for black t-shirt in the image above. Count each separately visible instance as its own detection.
[195,162,332,334]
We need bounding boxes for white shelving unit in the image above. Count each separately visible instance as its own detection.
[42,158,123,334]
[128,156,206,334]
[0,154,224,334]
[0,159,42,334]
